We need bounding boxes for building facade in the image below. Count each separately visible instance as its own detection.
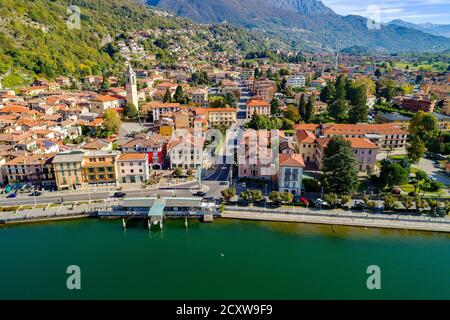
[117,153,150,183]
[82,151,120,186]
[52,151,85,190]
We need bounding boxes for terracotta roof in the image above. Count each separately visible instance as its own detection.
[279,153,305,167]
[118,153,148,161]
[322,124,407,135]
[91,95,119,102]
[246,99,270,107]
[294,123,319,131]
[316,137,378,149]
[143,102,181,109]
[295,129,316,144]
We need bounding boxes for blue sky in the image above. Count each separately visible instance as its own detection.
[321,0,450,24]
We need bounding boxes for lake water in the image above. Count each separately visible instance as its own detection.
[0,218,449,299]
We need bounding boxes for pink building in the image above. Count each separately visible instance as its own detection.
[315,137,378,172]
[238,130,279,182]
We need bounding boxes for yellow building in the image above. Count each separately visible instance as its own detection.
[159,121,174,137]
[295,129,319,163]
[82,151,120,186]
[206,108,237,127]
[52,151,85,190]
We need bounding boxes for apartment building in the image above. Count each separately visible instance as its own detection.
[237,130,279,182]
[191,89,209,107]
[246,99,271,120]
[392,95,436,112]
[168,135,204,169]
[4,153,56,188]
[82,151,120,186]
[52,151,85,190]
[252,80,276,102]
[205,108,237,127]
[141,101,185,122]
[117,153,150,183]
[295,123,408,151]
[315,137,378,173]
[286,75,306,88]
[121,135,167,169]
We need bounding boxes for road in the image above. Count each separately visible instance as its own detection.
[237,81,251,120]
[0,180,227,207]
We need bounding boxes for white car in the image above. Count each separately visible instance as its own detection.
[315,198,329,207]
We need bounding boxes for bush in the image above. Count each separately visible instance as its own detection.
[426,181,444,192]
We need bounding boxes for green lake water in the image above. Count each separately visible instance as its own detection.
[0,218,449,299]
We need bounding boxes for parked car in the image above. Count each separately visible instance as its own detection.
[29,191,42,197]
[353,200,367,210]
[194,191,206,197]
[113,192,126,198]
[7,192,17,198]
[391,188,402,195]
[299,197,310,206]
[241,182,246,188]
[315,198,329,207]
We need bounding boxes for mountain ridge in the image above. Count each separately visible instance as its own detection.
[147,0,450,52]
[389,19,450,38]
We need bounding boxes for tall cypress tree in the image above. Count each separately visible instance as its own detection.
[305,95,314,123]
[298,94,307,120]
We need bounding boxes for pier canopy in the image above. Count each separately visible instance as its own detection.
[148,198,166,217]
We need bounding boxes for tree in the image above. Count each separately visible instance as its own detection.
[320,82,335,103]
[341,195,351,207]
[221,188,236,202]
[123,103,139,120]
[100,75,110,92]
[173,168,182,177]
[298,94,307,120]
[409,111,439,141]
[347,83,368,124]
[102,109,121,133]
[269,191,283,206]
[401,196,414,211]
[335,75,347,100]
[282,191,294,204]
[378,159,409,188]
[415,197,428,211]
[173,85,184,103]
[283,105,301,123]
[321,136,359,194]
[375,68,382,78]
[383,195,398,211]
[186,168,193,177]
[240,190,263,204]
[282,118,295,130]
[328,99,348,122]
[163,88,172,103]
[305,95,314,123]
[324,193,338,208]
[407,136,427,163]
[270,98,280,115]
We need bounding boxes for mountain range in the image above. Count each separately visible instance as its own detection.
[147,0,450,53]
[389,20,450,38]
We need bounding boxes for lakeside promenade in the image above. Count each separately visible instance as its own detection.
[222,207,450,233]
[1,201,450,233]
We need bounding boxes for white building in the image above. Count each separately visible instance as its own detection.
[286,75,306,88]
[278,154,305,196]
[168,135,204,169]
[117,153,150,183]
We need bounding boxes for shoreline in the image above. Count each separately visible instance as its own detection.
[221,211,450,233]
[1,210,450,234]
